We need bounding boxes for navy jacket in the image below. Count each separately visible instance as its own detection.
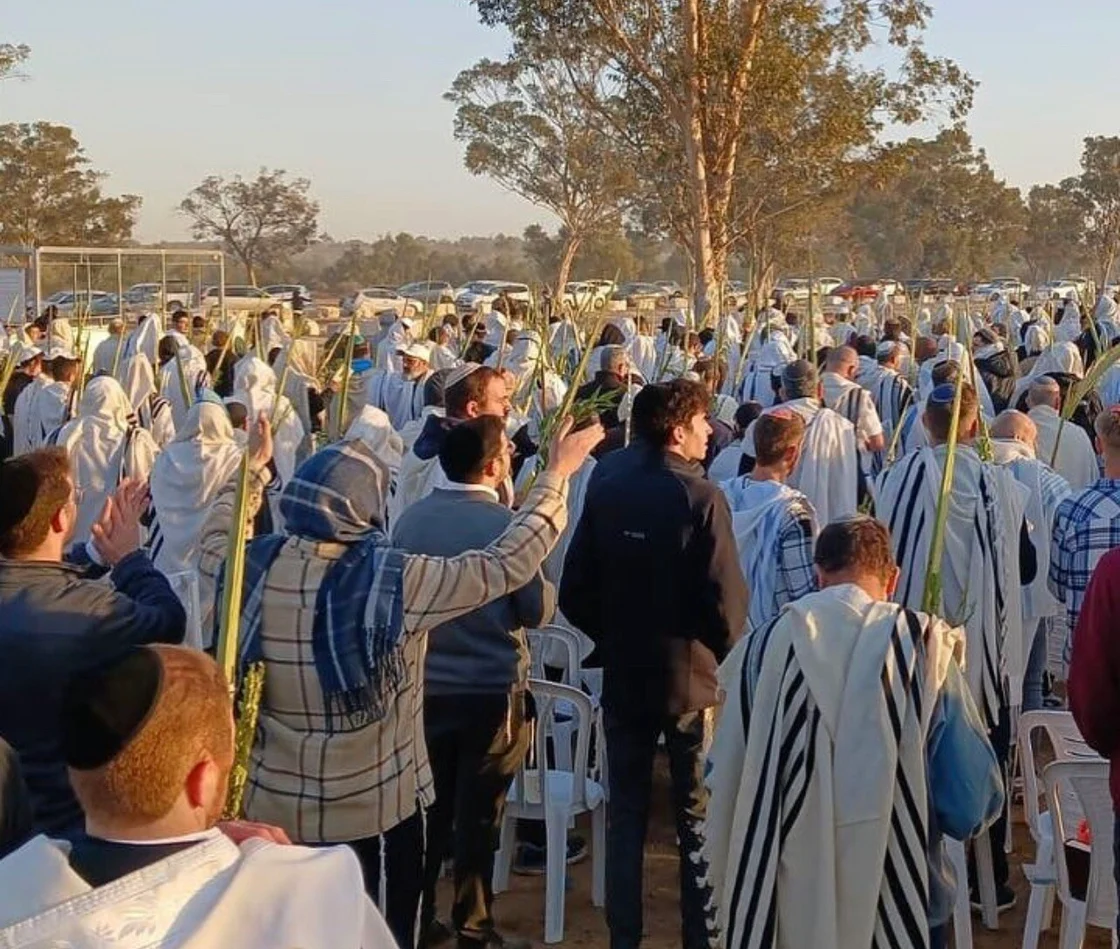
[0,550,186,835]
[559,441,747,720]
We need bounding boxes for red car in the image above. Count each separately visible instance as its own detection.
[830,279,901,304]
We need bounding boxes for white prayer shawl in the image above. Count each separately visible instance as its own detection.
[548,319,582,368]
[90,335,124,377]
[485,332,541,403]
[708,439,744,483]
[272,339,319,434]
[989,438,1071,633]
[721,477,818,632]
[259,313,289,356]
[739,336,796,406]
[704,586,956,949]
[617,317,659,383]
[428,342,460,371]
[875,445,1026,720]
[159,361,208,432]
[54,377,158,544]
[1011,341,1085,407]
[231,356,305,485]
[1056,301,1082,343]
[831,321,856,347]
[366,369,426,431]
[345,405,405,480]
[0,832,394,949]
[13,377,69,456]
[482,311,509,350]
[1099,364,1120,408]
[123,314,161,366]
[399,405,443,454]
[1023,322,1050,356]
[375,321,412,373]
[149,401,243,583]
[1028,404,1099,491]
[759,398,857,528]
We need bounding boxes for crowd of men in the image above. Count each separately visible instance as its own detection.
[0,285,1119,949]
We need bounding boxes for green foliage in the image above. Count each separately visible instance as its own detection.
[0,122,140,247]
[0,43,29,82]
[1063,136,1120,287]
[180,168,319,285]
[1020,184,1088,283]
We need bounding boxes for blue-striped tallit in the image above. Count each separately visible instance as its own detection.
[704,587,955,949]
[874,445,1026,731]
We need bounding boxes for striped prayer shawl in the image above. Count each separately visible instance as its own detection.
[875,447,1025,730]
[705,590,941,949]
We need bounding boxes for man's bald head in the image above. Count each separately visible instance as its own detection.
[1027,376,1062,411]
[825,345,858,377]
[914,337,938,364]
[991,410,1038,453]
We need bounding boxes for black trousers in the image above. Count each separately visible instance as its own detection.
[604,709,714,949]
[422,691,531,946]
[349,810,424,949]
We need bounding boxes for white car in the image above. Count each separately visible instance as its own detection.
[773,277,845,303]
[124,282,194,311]
[263,284,313,306]
[342,287,422,319]
[455,281,532,316]
[398,281,456,306]
[562,281,609,311]
[1033,278,1085,303]
[201,285,280,314]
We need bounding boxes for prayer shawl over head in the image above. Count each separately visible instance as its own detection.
[345,405,405,510]
[90,333,123,377]
[158,346,211,432]
[722,478,818,633]
[704,585,959,949]
[375,320,413,374]
[747,398,858,528]
[486,330,541,403]
[548,318,582,371]
[121,354,175,448]
[53,377,158,544]
[1100,363,1120,409]
[273,338,319,433]
[123,313,161,366]
[874,445,1027,720]
[149,401,243,586]
[618,316,659,382]
[232,355,306,484]
[1056,300,1082,343]
[259,312,289,355]
[12,376,68,456]
[224,439,407,729]
[1011,341,1085,406]
[1028,403,1099,491]
[0,832,394,949]
[739,335,796,406]
[366,367,427,431]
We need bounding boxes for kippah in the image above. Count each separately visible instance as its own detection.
[445,362,480,389]
[781,360,816,386]
[928,383,956,406]
[876,341,896,357]
[62,648,164,771]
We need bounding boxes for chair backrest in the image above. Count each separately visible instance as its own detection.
[1018,710,1075,842]
[526,625,583,686]
[1043,759,1118,930]
[513,678,595,812]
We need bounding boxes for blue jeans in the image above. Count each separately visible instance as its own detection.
[1022,618,1049,712]
[604,710,714,949]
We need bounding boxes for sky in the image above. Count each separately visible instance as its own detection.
[4,0,1120,243]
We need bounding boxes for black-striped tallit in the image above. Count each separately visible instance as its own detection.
[704,589,951,949]
[874,445,1026,731]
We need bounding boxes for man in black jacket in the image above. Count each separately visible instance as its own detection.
[560,378,748,949]
[0,448,186,838]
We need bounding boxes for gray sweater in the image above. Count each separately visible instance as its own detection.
[392,486,555,694]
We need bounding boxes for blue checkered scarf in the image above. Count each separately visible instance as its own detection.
[215,439,406,728]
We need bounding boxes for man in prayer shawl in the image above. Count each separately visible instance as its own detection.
[272,330,325,435]
[345,405,405,496]
[2,345,42,459]
[197,408,602,949]
[619,315,659,383]
[721,410,818,632]
[743,361,858,528]
[122,311,161,367]
[157,336,211,431]
[89,319,126,377]
[830,305,856,347]
[232,355,306,486]
[52,376,159,547]
[738,324,796,407]
[375,315,417,373]
[821,345,885,483]
[547,314,581,374]
[485,329,540,404]
[389,364,513,528]
[874,382,1032,910]
[0,644,397,949]
[575,345,632,431]
[121,353,176,448]
[147,401,244,639]
[426,324,461,371]
[703,516,1002,949]
[972,327,1016,413]
[399,369,451,454]
[12,350,81,456]
[989,410,1072,712]
[258,308,289,357]
[366,342,432,431]
[1027,375,1098,490]
[1055,292,1083,344]
[862,341,913,463]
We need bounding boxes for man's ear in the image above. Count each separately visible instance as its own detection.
[885,565,900,599]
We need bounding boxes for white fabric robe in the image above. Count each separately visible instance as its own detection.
[366,369,426,431]
[272,338,320,435]
[705,585,957,949]
[874,445,1027,718]
[53,377,159,544]
[1028,404,1099,491]
[0,832,394,949]
[618,317,659,383]
[232,356,306,485]
[90,335,125,377]
[123,314,162,366]
[13,377,70,456]
[123,355,176,448]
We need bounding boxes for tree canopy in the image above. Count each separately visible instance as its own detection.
[179,168,319,285]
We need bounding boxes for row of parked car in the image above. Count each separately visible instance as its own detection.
[772,274,1107,308]
[41,283,314,317]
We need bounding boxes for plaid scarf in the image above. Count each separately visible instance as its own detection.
[215,439,406,728]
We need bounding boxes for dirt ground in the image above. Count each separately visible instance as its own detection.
[443,751,1112,949]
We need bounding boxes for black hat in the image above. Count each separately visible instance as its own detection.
[62,647,164,771]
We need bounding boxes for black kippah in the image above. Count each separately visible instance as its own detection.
[62,648,164,771]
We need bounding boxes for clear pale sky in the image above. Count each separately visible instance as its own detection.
[3,0,1119,243]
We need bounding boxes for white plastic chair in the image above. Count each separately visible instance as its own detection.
[492,679,606,944]
[946,838,973,949]
[1042,759,1117,949]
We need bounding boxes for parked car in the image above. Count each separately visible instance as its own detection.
[1034,278,1087,303]
[398,280,456,306]
[774,277,845,304]
[987,277,1031,299]
[904,278,963,298]
[263,284,313,306]
[201,286,280,314]
[562,282,606,311]
[341,287,422,319]
[455,281,531,316]
[609,282,666,309]
[43,290,119,317]
[829,280,890,306]
[124,282,194,311]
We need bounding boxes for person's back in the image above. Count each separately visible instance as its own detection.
[0,451,185,836]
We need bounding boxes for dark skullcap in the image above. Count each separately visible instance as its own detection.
[62,647,164,771]
[781,359,817,389]
[928,383,956,406]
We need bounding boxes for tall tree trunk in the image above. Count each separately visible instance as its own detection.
[555,233,582,308]
[681,0,716,327]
